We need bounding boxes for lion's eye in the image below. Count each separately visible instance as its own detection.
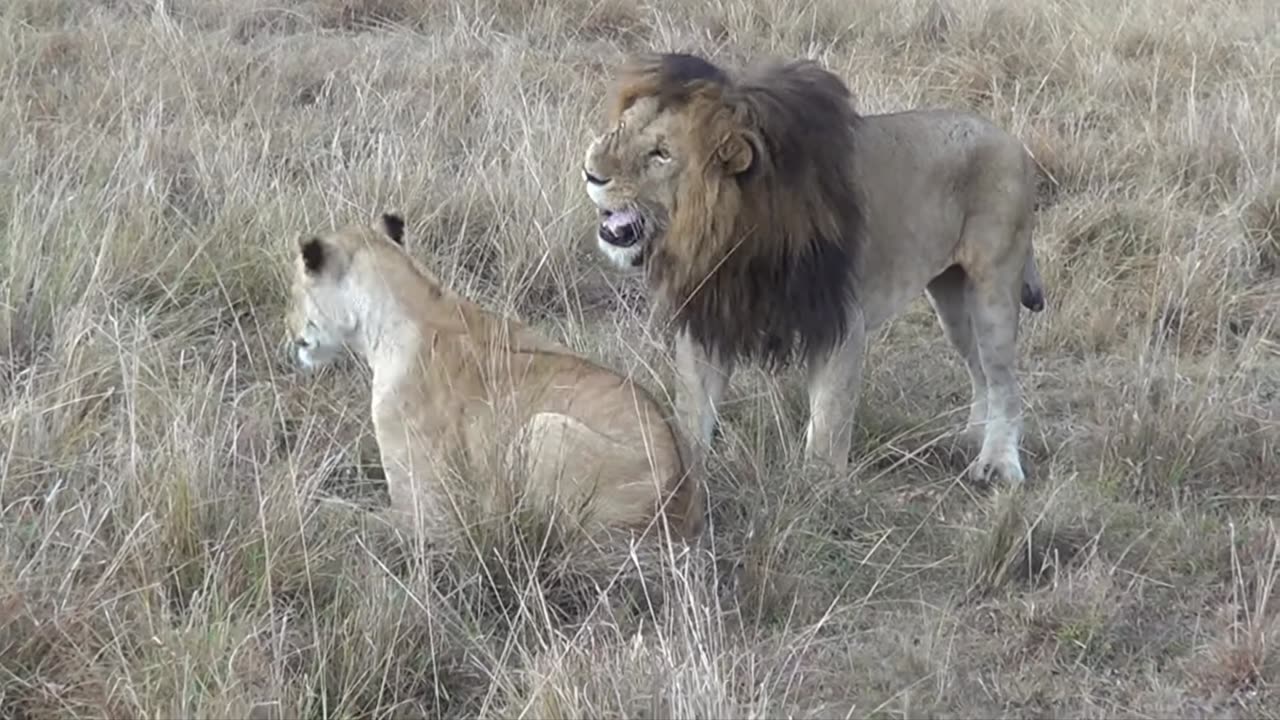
[649,147,670,162]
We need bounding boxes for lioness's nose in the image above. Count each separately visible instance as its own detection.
[583,169,609,186]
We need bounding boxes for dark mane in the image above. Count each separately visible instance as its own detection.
[607,52,730,122]
[619,52,865,369]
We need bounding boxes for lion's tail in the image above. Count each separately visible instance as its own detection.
[1021,252,1045,313]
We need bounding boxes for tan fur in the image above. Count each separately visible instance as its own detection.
[286,213,703,540]
[582,53,1045,485]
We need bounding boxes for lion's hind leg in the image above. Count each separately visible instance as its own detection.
[925,265,988,445]
[516,412,671,532]
[963,257,1028,486]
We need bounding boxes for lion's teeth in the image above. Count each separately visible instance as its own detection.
[604,209,639,231]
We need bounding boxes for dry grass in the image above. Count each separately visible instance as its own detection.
[2,0,1278,717]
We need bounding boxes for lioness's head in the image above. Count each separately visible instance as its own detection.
[287,212,406,370]
[582,53,755,271]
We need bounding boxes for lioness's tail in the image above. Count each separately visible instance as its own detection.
[1021,252,1045,313]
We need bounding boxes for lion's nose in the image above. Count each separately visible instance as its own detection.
[583,169,609,186]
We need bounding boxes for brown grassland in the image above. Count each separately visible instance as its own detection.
[2,0,1278,717]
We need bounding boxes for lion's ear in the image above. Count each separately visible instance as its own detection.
[380,213,405,245]
[717,132,756,175]
[299,236,327,274]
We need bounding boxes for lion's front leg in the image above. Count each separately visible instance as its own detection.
[372,413,457,537]
[674,329,734,465]
[803,310,867,477]
[379,454,450,537]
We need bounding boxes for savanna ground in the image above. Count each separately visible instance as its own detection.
[1,0,1278,717]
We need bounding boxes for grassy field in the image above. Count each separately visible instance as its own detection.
[2,0,1278,717]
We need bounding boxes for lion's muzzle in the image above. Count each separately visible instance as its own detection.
[598,209,642,248]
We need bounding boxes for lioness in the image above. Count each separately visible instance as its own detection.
[286,213,703,540]
[582,52,1045,485]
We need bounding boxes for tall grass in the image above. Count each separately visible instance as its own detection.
[1,0,1277,716]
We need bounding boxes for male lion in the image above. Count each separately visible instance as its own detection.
[286,212,703,540]
[582,52,1046,485]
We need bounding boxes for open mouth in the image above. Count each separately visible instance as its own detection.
[597,209,644,248]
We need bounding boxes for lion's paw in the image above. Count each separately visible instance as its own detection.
[968,449,1025,487]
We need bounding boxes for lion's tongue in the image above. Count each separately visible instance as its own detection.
[604,209,639,231]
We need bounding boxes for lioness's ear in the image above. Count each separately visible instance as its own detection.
[300,236,326,274]
[717,132,756,175]
[380,213,405,245]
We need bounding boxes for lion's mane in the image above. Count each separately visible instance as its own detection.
[609,53,865,369]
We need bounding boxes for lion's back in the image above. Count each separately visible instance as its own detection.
[856,108,1036,220]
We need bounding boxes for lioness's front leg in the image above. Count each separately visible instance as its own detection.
[674,329,734,465]
[803,309,867,476]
